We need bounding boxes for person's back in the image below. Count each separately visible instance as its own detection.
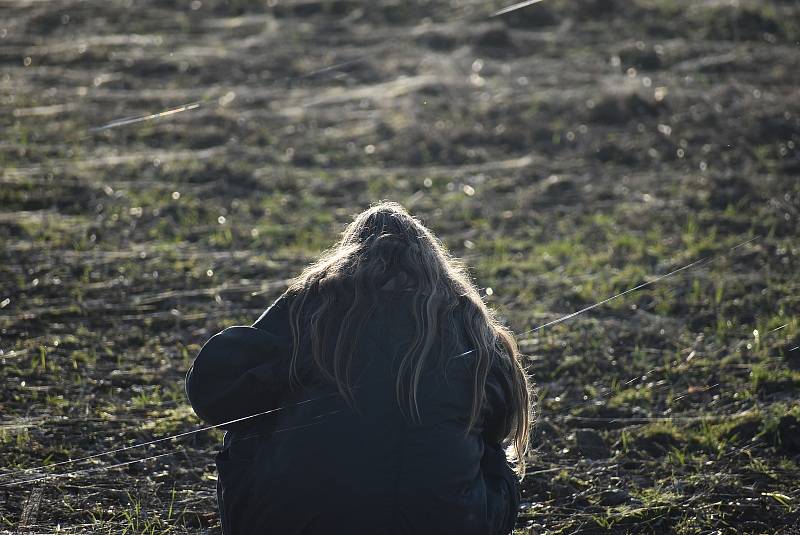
[185,201,531,535]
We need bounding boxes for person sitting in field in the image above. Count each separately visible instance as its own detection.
[185,201,532,535]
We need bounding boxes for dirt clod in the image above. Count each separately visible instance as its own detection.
[575,429,612,459]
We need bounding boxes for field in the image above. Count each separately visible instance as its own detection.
[1,0,799,532]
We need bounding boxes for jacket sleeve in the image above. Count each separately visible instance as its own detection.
[185,296,293,430]
[482,352,515,445]
[481,352,522,533]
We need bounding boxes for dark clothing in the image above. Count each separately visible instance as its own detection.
[185,291,521,535]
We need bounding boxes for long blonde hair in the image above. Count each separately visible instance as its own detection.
[284,201,532,471]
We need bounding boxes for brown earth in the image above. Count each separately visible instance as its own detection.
[1,0,799,533]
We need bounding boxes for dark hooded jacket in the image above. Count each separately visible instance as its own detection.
[185,287,521,535]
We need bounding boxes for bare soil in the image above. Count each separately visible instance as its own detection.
[1,0,799,533]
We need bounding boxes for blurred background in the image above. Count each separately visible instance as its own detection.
[1,0,799,532]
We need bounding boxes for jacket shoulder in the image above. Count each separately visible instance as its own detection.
[185,295,296,428]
